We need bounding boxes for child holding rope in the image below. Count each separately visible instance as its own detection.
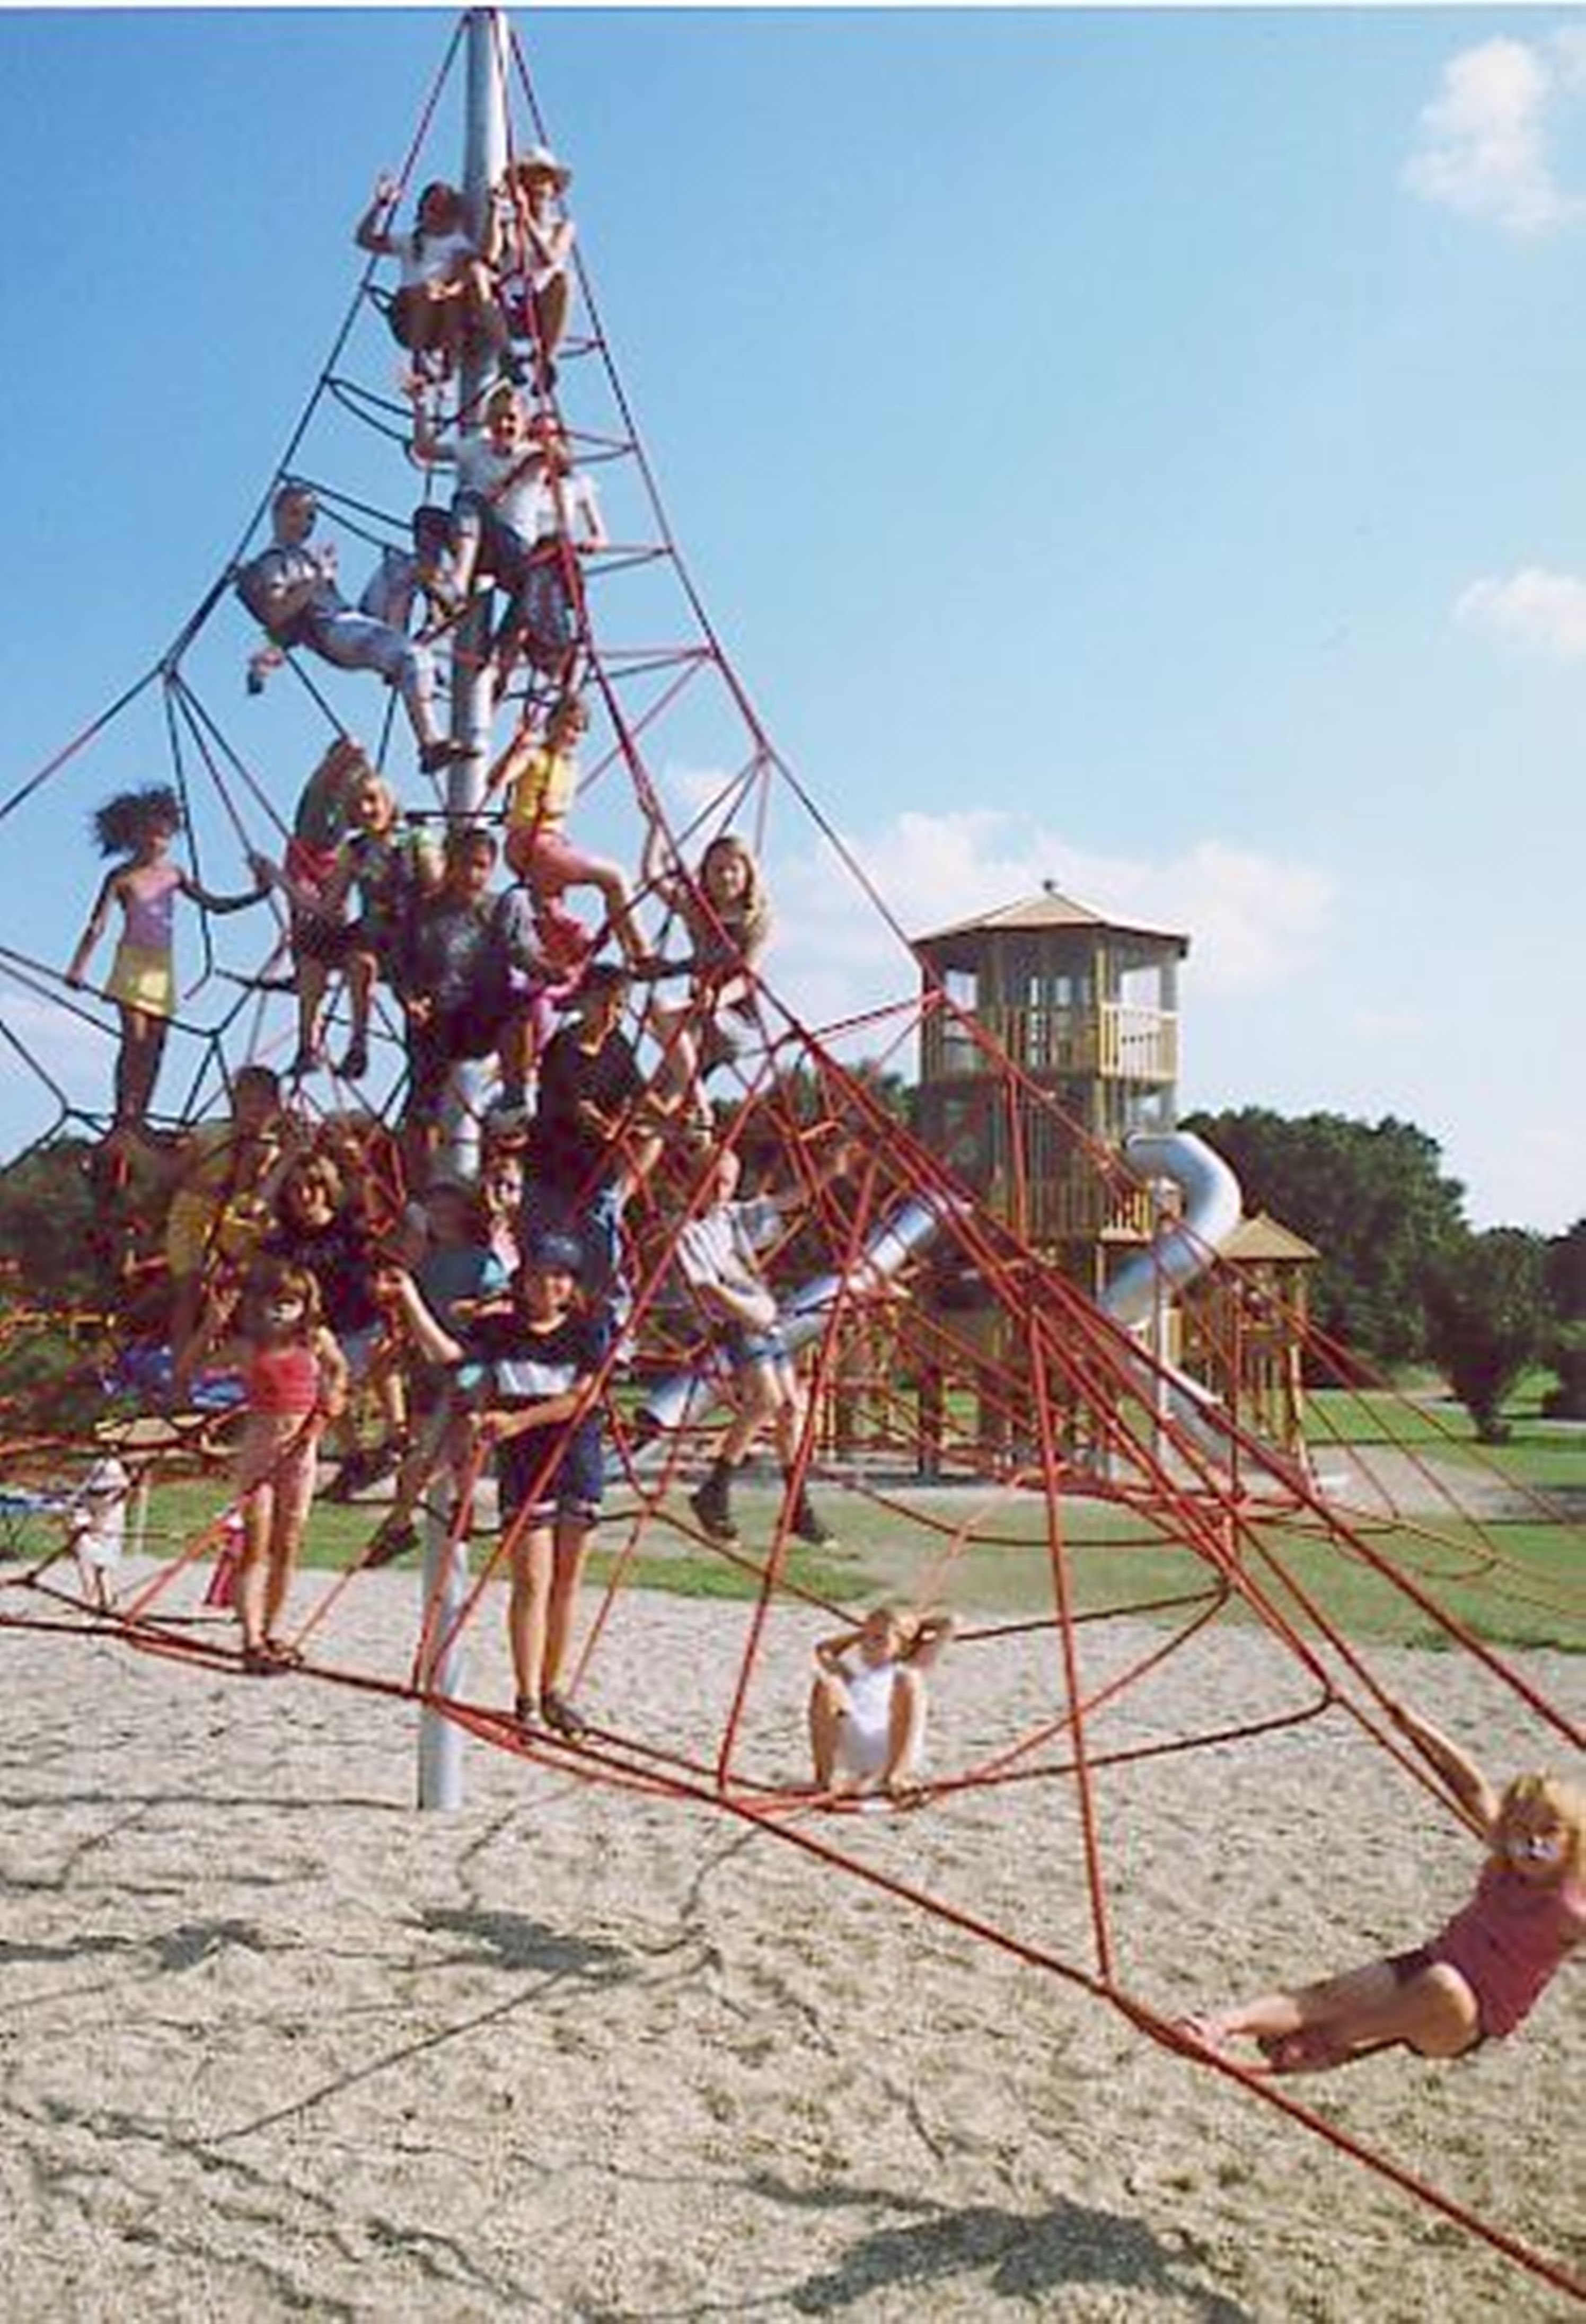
[381,1227,604,1739]
[486,692,648,972]
[178,1255,347,1676]
[1181,1701,1586,2074]
[642,828,771,1120]
[66,785,268,1139]
[808,1605,956,1801]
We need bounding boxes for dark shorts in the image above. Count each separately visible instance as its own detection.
[406,999,513,1120]
[497,1418,603,1528]
[294,913,358,967]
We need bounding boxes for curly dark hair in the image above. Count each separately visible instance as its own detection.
[92,785,184,859]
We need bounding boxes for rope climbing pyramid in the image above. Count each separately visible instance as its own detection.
[0,14,1580,2305]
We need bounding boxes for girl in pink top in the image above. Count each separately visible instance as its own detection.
[66,785,266,1139]
[1182,1701,1585,2075]
[179,1256,348,1678]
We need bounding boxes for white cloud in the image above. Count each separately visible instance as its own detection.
[1347,1002,1425,1043]
[759,808,1336,1044]
[1404,35,1586,234]
[1456,566,1586,660]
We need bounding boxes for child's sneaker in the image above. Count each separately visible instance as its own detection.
[689,1470,738,1544]
[789,1493,834,1550]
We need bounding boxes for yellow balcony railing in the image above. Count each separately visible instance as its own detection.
[922,1002,1178,1085]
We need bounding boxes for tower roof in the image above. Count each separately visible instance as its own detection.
[915,887,1190,953]
[1219,1211,1321,1264]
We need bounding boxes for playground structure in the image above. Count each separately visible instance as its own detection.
[0,10,1581,2304]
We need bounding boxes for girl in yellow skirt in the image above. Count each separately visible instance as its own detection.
[66,785,267,1138]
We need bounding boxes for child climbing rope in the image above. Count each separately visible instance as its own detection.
[234,483,465,775]
[495,144,576,389]
[177,1255,348,1677]
[642,829,772,1117]
[66,785,269,1138]
[486,691,648,971]
[679,1143,834,1550]
[808,1605,956,1801]
[355,173,509,379]
[365,1175,507,1569]
[397,823,558,1181]
[162,1063,292,1360]
[1180,1699,1586,2075]
[381,1227,605,1739]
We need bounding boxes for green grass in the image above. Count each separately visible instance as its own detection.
[8,1414,1579,1653]
[1307,1378,1585,1495]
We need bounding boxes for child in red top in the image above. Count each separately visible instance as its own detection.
[1182,1700,1586,2074]
[180,1256,347,1676]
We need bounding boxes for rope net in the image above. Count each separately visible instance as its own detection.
[0,15,1580,2303]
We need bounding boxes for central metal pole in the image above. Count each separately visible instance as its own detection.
[418,5,508,1813]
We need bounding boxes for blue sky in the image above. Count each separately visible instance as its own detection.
[2,7,1583,1231]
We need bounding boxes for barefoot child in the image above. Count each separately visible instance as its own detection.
[808,1605,955,1800]
[383,1229,604,1739]
[1182,1700,1586,2075]
[179,1257,348,1676]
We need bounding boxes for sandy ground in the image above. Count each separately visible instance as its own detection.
[0,1564,1581,2323]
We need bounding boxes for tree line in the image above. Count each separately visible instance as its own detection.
[1183,1106,1584,1440]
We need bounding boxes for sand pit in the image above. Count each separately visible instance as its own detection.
[0,1572,1580,2321]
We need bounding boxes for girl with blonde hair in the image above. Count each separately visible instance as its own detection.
[1183,1700,1586,2074]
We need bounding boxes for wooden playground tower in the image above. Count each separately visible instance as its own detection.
[820,886,1316,1465]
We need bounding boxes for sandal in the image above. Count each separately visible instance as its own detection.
[242,1643,286,1678]
[262,1635,305,1670]
[542,1689,588,1740]
[513,1694,546,1736]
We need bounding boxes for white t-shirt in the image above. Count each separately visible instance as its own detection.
[676,1196,781,1325]
[522,468,604,548]
[392,226,475,290]
[456,436,546,542]
[69,1455,130,1571]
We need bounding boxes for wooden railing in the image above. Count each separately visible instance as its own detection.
[922,1002,1178,1084]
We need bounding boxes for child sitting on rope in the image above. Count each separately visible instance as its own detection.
[678,1143,834,1550]
[485,691,649,973]
[1180,1699,1586,2075]
[380,1226,605,1740]
[177,1255,348,1678]
[809,1605,956,1803]
[355,174,510,380]
[66,784,269,1140]
[234,483,465,776]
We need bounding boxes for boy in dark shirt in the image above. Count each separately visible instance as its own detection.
[521,962,669,1323]
[383,1227,603,1736]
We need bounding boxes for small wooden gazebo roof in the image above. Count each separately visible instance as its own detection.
[916,885,1190,957]
[1218,1211,1320,1266]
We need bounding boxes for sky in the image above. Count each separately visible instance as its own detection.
[2,6,1584,1232]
